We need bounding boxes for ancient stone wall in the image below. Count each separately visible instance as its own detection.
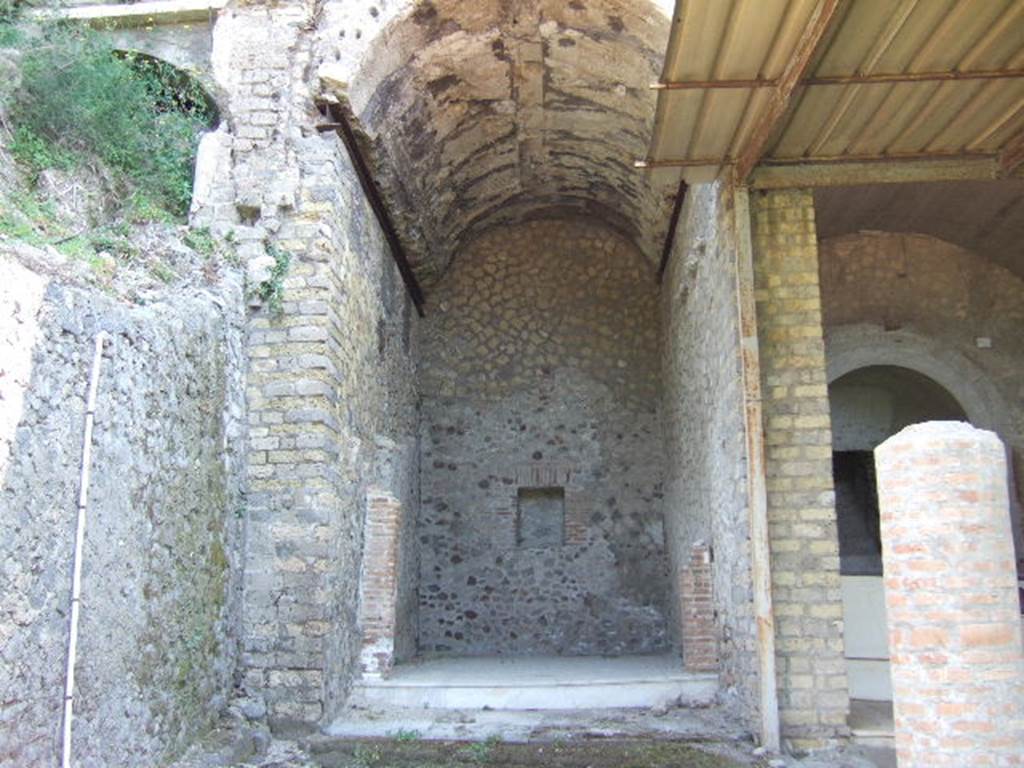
[206,3,421,729]
[751,189,849,748]
[417,219,667,657]
[0,254,246,767]
[660,182,757,717]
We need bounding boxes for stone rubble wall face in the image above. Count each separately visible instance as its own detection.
[875,422,1024,767]
[660,181,758,724]
[0,256,247,768]
[416,220,668,657]
[751,189,849,748]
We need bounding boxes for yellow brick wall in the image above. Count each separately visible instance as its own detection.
[751,189,849,748]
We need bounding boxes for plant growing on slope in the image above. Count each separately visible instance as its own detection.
[7,23,216,218]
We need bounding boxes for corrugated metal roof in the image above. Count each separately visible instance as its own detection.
[645,0,1024,182]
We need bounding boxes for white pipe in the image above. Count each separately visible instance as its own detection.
[61,331,110,768]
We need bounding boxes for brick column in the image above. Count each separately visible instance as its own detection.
[751,189,848,747]
[680,542,717,672]
[357,490,402,678]
[875,422,1024,767]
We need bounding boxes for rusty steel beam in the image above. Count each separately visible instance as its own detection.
[321,102,425,317]
[762,149,998,165]
[657,179,688,282]
[734,0,846,182]
[651,79,775,90]
[731,186,781,753]
[635,157,727,169]
[652,68,1024,91]
[748,156,1001,189]
[641,149,997,170]
[805,67,1024,85]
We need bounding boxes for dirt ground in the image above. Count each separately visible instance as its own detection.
[305,737,748,768]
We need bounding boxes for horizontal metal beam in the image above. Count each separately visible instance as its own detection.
[635,158,726,169]
[805,68,1024,85]
[651,68,1024,91]
[763,150,998,165]
[639,149,998,170]
[748,155,1002,189]
[651,79,775,90]
[638,152,1015,188]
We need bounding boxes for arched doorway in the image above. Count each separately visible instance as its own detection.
[829,365,968,701]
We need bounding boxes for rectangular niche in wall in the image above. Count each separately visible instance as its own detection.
[516,487,565,548]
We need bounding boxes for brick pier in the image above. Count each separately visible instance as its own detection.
[875,421,1024,767]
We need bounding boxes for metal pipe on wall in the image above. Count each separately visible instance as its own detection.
[61,331,110,768]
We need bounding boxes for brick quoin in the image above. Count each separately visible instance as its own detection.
[875,422,1024,768]
[680,542,717,672]
[357,491,403,678]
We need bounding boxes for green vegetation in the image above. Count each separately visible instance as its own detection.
[460,734,503,764]
[0,0,23,26]
[184,226,216,257]
[3,21,216,218]
[0,18,230,284]
[256,243,291,315]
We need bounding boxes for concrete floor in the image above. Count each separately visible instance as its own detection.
[349,654,717,710]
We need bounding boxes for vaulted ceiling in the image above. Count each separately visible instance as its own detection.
[330,0,678,287]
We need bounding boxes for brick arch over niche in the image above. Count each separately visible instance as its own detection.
[824,324,1024,583]
[818,230,1024,526]
[825,324,1004,434]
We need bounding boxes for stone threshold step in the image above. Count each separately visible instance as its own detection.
[348,654,718,711]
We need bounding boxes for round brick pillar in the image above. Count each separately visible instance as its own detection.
[875,421,1024,767]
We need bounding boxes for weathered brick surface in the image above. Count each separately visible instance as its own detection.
[875,422,1024,767]
[357,492,403,678]
[751,189,848,747]
[680,543,718,673]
